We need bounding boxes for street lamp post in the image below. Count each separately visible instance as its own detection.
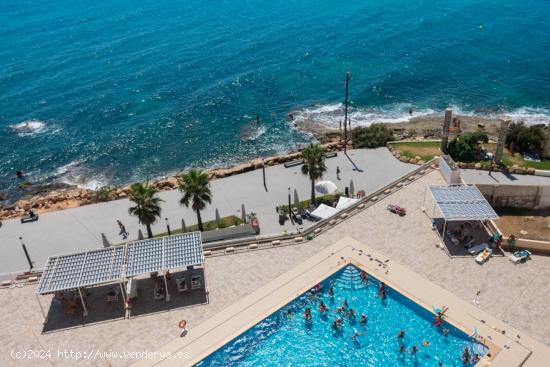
[19,237,33,271]
[262,158,267,191]
[343,71,350,154]
[288,187,294,224]
[165,218,171,235]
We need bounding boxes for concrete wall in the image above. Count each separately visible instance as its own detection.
[477,184,550,209]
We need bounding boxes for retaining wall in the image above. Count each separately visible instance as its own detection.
[477,184,550,209]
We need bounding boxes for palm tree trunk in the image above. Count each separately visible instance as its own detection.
[310,178,316,205]
[146,223,153,238]
[196,209,204,231]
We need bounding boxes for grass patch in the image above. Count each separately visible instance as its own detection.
[279,194,342,213]
[389,141,441,161]
[154,215,242,237]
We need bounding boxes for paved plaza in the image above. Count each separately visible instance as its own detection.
[0,148,415,275]
[1,170,549,366]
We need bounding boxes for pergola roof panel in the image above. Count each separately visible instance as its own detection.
[37,232,203,295]
[429,185,498,221]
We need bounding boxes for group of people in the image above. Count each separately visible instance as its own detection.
[462,347,481,365]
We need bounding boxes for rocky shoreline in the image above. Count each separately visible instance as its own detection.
[0,139,345,220]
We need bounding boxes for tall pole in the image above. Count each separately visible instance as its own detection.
[288,187,294,225]
[19,237,33,271]
[343,72,350,153]
[262,158,267,192]
[165,218,171,236]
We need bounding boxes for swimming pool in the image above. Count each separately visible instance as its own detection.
[196,265,487,366]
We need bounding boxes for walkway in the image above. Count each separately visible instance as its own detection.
[0,148,415,275]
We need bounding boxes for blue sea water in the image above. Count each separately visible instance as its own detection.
[1,0,549,200]
[196,265,488,366]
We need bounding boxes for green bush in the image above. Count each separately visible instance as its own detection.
[447,132,488,162]
[90,186,114,203]
[351,124,394,148]
[505,122,546,155]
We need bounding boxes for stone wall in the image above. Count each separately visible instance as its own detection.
[477,184,550,209]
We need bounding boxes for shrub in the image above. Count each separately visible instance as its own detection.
[351,124,394,148]
[505,122,545,155]
[90,186,114,203]
[447,132,488,162]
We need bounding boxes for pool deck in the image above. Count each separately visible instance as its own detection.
[1,170,549,366]
[136,238,547,367]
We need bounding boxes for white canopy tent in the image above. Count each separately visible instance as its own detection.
[309,204,341,220]
[335,196,360,210]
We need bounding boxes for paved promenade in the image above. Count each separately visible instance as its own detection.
[1,170,548,367]
[461,169,550,186]
[0,148,415,275]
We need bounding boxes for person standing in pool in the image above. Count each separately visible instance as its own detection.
[378,282,387,299]
[461,348,470,364]
[398,330,405,339]
[410,346,418,356]
[360,314,368,325]
[328,286,334,298]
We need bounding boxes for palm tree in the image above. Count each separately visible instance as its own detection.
[178,169,212,231]
[301,143,327,205]
[128,183,163,238]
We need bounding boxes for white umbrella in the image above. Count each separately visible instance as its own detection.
[101,233,111,248]
[215,208,221,226]
[241,204,246,224]
[349,179,355,197]
[315,180,338,195]
[294,189,300,206]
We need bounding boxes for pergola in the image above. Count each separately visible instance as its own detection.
[36,232,204,320]
[424,184,498,242]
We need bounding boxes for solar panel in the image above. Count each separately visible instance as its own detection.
[429,185,498,221]
[37,232,204,295]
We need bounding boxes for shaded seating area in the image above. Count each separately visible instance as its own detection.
[36,232,207,332]
[424,185,501,257]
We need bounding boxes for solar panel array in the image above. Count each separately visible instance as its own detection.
[429,185,498,221]
[36,232,203,295]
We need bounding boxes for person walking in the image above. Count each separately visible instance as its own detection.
[117,219,129,239]
[336,166,341,180]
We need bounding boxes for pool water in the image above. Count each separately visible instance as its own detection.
[196,265,487,366]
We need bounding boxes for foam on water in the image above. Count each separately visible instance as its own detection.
[8,119,48,136]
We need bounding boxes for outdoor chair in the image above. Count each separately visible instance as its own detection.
[106,288,119,303]
[176,277,188,292]
[191,275,202,290]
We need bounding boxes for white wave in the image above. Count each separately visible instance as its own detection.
[292,103,550,129]
[241,125,267,141]
[291,103,436,129]
[53,161,107,191]
[505,107,550,126]
[8,119,47,136]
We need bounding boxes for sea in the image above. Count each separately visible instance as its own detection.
[1,0,549,202]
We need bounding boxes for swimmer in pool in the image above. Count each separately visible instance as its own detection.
[360,314,368,325]
[328,286,334,298]
[398,330,405,339]
[318,301,327,313]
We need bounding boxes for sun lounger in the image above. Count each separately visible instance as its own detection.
[468,242,489,255]
[509,250,531,264]
[475,248,492,264]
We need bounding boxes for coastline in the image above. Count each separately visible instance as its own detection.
[0,139,344,220]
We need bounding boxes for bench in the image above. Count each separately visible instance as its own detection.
[21,214,39,223]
